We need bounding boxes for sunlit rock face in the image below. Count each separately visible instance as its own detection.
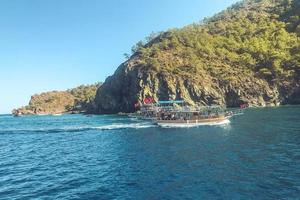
[94,0,300,114]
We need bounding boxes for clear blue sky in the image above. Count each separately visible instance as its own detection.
[0,0,239,114]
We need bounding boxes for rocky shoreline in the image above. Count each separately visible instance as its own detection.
[12,0,300,115]
[93,60,300,114]
[13,83,100,116]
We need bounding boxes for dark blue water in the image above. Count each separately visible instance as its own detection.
[0,106,300,199]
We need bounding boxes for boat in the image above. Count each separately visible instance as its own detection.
[155,104,230,127]
[156,117,229,128]
[129,98,244,128]
[129,99,160,120]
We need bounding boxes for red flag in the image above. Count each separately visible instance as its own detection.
[144,97,154,104]
[148,97,153,103]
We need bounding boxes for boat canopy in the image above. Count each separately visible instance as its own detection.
[157,100,185,105]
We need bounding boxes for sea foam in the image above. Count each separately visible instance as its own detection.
[0,122,156,134]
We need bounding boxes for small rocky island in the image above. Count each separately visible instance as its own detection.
[13,83,100,116]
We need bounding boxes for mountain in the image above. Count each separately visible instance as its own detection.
[12,83,101,115]
[94,0,300,114]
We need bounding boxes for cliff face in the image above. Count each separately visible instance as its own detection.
[13,83,100,115]
[94,0,300,114]
[95,59,298,114]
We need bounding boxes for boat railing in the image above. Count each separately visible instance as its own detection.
[140,103,228,115]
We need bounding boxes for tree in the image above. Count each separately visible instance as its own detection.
[131,41,144,54]
[123,53,130,59]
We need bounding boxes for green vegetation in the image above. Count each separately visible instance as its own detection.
[128,0,300,82]
[96,0,300,113]
[28,91,75,114]
[68,83,101,111]
[13,83,101,115]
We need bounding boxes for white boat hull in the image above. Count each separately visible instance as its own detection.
[156,117,230,128]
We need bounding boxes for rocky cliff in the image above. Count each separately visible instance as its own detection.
[94,0,300,114]
[13,83,100,115]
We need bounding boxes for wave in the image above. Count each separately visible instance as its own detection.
[0,119,231,134]
[93,123,156,130]
[0,122,156,134]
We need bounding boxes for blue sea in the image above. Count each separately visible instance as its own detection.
[0,106,300,199]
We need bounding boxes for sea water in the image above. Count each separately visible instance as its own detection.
[0,106,300,199]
